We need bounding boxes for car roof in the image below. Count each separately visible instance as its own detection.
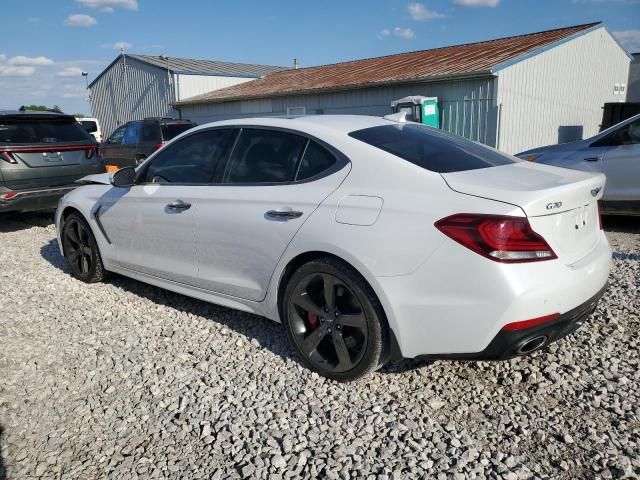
[0,110,75,120]
[193,115,391,135]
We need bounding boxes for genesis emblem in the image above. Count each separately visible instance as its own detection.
[591,187,602,197]
[546,202,562,210]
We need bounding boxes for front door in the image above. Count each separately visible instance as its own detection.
[601,117,640,206]
[97,128,237,285]
[193,128,350,301]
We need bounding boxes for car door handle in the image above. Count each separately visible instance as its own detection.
[584,157,601,162]
[265,209,303,220]
[166,201,191,212]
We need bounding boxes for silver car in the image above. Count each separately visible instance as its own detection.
[517,114,640,215]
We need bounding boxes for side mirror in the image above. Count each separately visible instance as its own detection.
[111,166,136,187]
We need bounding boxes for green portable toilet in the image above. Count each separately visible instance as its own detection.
[390,96,440,128]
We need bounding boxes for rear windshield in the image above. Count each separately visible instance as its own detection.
[161,123,196,141]
[0,117,93,144]
[348,124,518,173]
[80,120,97,133]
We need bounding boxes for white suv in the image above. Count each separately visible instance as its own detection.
[76,117,102,143]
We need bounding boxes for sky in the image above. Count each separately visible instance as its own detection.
[1,0,639,115]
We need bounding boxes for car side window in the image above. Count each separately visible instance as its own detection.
[123,122,141,145]
[223,129,307,184]
[139,129,236,185]
[592,119,640,147]
[108,125,126,144]
[141,123,159,143]
[296,141,337,180]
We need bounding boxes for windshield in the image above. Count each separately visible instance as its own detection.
[161,123,196,141]
[0,117,94,144]
[349,123,518,173]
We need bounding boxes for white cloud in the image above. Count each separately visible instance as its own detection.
[8,56,55,66]
[101,41,133,50]
[0,54,6,62]
[65,14,97,27]
[76,0,138,10]
[56,67,86,77]
[0,66,36,77]
[613,30,640,52]
[99,6,114,12]
[378,28,391,39]
[393,27,416,39]
[454,0,500,6]
[408,3,445,20]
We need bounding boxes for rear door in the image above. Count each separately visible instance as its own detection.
[193,128,349,301]
[97,128,236,285]
[599,117,640,206]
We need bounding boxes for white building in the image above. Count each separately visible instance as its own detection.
[88,54,284,137]
[176,23,631,154]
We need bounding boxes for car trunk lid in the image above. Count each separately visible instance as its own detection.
[441,162,606,265]
[6,144,95,167]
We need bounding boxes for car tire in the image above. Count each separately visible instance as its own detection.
[283,257,387,382]
[61,212,106,283]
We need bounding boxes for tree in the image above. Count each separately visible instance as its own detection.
[20,104,64,113]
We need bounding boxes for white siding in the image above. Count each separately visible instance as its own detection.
[180,77,500,146]
[175,74,256,102]
[496,27,631,154]
[89,56,178,138]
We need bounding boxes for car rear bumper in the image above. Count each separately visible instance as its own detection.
[377,231,612,359]
[0,185,77,213]
[417,283,607,361]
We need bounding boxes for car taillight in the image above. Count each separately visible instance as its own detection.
[0,190,16,200]
[435,214,557,263]
[85,146,97,159]
[154,142,165,150]
[0,150,17,164]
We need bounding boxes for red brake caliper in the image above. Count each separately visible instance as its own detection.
[307,312,319,330]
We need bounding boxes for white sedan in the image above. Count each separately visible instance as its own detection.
[55,115,611,381]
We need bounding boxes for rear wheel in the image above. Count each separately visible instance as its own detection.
[283,258,386,382]
[62,213,105,283]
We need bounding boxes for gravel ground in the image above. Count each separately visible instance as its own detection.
[0,212,638,480]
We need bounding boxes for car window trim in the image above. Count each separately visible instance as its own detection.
[133,124,350,187]
[216,125,348,187]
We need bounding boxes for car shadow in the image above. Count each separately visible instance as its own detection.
[602,215,640,234]
[40,238,436,377]
[0,211,54,233]
[0,424,6,480]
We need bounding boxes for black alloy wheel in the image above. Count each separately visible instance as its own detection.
[62,213,105,283]
[284,258,386,381]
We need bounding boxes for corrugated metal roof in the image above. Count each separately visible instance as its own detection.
[128,54,286,77]
[177,23,601,105]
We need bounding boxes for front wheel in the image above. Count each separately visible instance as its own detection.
[283,258,386,382]
[61,213,105,283]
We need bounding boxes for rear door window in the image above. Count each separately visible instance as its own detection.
[349,124,517,173]
[141,123,159,143]
[161,122,196,141]
[223,129,307,184]
[0,117,93,144]
[295,141,337,180]
[140,129,236,185]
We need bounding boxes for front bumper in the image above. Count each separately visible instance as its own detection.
[0,185,77,213]
[419,283,607,361]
